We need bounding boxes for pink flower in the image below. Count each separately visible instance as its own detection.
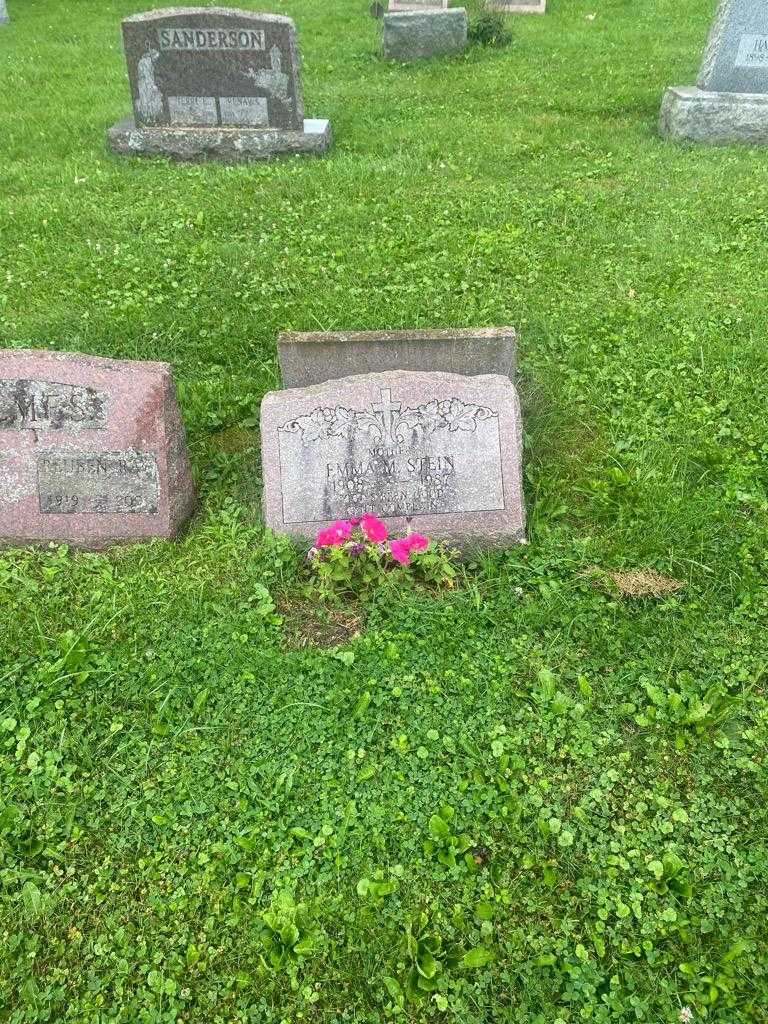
[315,520,352,547]
[406,532,429,552]
[389,538,412,565]
[360,513,388,543]
[349,517,362,527]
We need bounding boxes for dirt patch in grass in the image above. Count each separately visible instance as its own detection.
[583,567,685,598]
[279,598,365,649]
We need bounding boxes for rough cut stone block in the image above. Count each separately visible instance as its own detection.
[485,0,545,13]
[260,371,525,548]
[107,117,332,162]
[108,7,331,162]
[660,86,768,145]
[382,9,467,62]
[278,327,517,389]
[0,350,196,549]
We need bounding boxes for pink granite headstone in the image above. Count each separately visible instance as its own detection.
[260,370,525,548]
[0,350,196,549]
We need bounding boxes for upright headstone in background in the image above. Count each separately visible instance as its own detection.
[260,371,525,548]
[485,0,545,13]
[278,327,517,388]
[387,0,448,12]
[661,0,768,145]
[0,351,196,549]
[108,7,331,162]
[382,8,467,61]
[0,0,9,25]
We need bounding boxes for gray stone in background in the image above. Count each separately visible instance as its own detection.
[660,0,768,145]
[260,370,525,548]
[698,0,768,94]
[0,0,8,25]
[485,0,545,13]
[660,86,768,145]
[278,327,517,388]
[388,0,448,12]
[108,7,331,162]
[382,8,467,62]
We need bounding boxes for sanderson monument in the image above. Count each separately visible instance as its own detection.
[108,7,331,162]
[661,0,768,145]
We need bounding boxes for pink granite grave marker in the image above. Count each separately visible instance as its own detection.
[0,350,196,548]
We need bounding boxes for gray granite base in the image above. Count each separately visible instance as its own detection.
[485,0,545,12]
[660,86,768,146]
[382,9,467,62]
[107,117,332,163]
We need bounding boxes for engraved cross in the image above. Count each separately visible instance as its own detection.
[372,387,401,444]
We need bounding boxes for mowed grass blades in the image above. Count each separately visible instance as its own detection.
[1,0,768,1021]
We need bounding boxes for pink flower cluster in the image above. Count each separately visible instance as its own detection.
[314,513,429,566]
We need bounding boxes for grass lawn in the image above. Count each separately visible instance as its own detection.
[2,0,768,1020]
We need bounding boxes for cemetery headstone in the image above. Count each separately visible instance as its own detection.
[108,7,331,162]
[0,350,196,549]
[260,370,525,548]
[484,0,545,13]
[0,0,9,25]
[387,0,448,13]
[660,0,768,145]
[382,8,467,61]
[278,327,517,388]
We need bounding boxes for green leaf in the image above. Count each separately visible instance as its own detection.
[722,938,750,963]
[648,859,664,880]
[370,880,396,898]
[382,976,403,1002]
[475,901,494,921]
[461,947,494,969]
[353,691,371,716]
[280,922,300,948]
[662,852,685,879]
[429,814,451,839]
[21,881,42,920]
[147,970,164,993]
[416,950,438,979]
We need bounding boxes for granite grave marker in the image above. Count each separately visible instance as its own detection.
[108,7,331,162]
[382,8,468,61]
[661,0,768,145]
[278,327,517,389]
[485,0,546,14]
[387,0,449,13]
[260,371,525,547]
[0,351,196,548]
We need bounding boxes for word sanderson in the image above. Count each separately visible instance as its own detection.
[157,27,267,52]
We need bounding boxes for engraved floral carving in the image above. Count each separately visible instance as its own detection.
[280,390,497,445]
